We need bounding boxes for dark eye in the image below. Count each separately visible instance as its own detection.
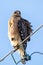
[15,12,16,13]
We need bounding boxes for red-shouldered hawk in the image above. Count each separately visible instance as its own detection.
[8,10,33,64]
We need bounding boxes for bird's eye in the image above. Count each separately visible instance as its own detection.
[15,12,16,13]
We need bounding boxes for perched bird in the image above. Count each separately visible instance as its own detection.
[8,10,33,64]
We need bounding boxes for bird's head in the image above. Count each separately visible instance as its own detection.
[13,10,21,17]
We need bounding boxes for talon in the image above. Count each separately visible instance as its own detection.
[21,59,26,64]
[23,53,29,61]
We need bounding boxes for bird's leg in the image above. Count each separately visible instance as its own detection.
[23,52,30,61]
[22,43,29,61]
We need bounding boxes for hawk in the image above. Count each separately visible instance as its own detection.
[8,10,33,64]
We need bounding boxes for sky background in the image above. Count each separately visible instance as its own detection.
[0,0,43,65]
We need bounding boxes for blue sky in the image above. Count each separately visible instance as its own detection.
[0,0,43,65]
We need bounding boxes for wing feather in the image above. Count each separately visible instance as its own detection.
[18,18,33,42]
